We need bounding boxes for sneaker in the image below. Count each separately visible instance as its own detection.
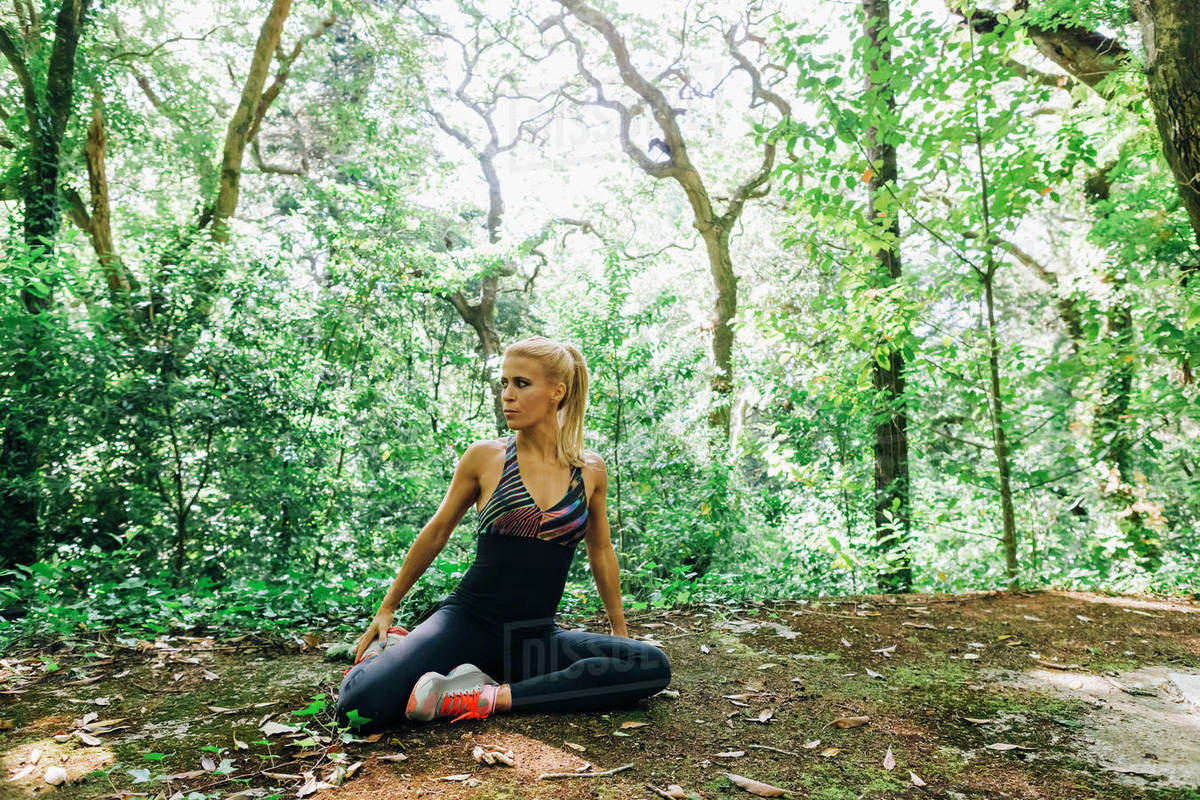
[405,663,500,723]
[342,627,409,677]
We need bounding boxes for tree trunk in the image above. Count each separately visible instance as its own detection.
[556,0,791,443]
[1094,285,1161,567]
[0,0,92,567]
[698,224,737,437]
[430,107,511,434]
[211,0,294,244]
[864,0,912,592]
[983,273,1019,588]
[1132,0,1200,251]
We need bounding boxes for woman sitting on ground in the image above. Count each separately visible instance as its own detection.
[336,337,671,728]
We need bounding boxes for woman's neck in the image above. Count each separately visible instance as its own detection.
[516,424,559,463]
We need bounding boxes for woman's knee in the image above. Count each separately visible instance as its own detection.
[335,667,370,723]
[643,645,671,686]
[335,659,409,730]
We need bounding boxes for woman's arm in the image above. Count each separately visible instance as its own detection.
[583,454,628,637]
[376,442,487,615]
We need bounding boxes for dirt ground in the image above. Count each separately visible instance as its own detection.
[2,589,1199,800]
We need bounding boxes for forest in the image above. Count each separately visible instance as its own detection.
[0,0,1199,795]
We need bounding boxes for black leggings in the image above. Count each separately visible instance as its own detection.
[335,596,671,731]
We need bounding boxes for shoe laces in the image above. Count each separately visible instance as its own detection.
[441,685,492,723]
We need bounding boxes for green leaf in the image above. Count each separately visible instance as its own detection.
[24,278,50,298]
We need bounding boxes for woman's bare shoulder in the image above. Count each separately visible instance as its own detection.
[467,436,508,452]
[580,449,607,474]
[460,438,507,469]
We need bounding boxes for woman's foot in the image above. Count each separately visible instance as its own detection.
[406,664,501,723]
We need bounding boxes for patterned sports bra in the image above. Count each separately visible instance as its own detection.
[476,435,589,547]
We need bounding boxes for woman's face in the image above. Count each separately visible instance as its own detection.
[500,356,564,428]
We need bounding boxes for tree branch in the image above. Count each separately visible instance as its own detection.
[245,10,336,147]
[947,1,1128,97]
[554,0,680,179]
[211,0,295,243]
[721,23,793,222]
[0,23,39,121]
[46,0,91,144]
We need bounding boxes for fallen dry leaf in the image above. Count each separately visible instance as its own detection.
[564,741,586,752]
[802,740,821,749]
[883,746,895,771]
[910,770,927,787]
[985,742,1033,751]
[818,748,842,758]
[748,709,773,724]
[297,775,318,797]
[832,716,870,729]
[865,668,884,680]
[324,765,347,786]
[716,750,745,758]
[166,770,208,781]
[962,717,995,725]
[872,645,897,657]
[724,772,789,796]
[84,718,126,732]
[440,773,472,781]
[375,753,408,762]
[619,720,649,729]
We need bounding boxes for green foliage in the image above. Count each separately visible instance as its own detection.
[1,0,1198,652]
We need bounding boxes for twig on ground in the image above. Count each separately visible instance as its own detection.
[748,744,801,757]
[132,681,186,693]
[1033,659,1085,671]
[539,762,633,779]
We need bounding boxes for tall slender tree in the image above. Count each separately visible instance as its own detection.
[0,0,92,566]
[414,4,561,433]
[552,0,792,441]
[862,0,912,591]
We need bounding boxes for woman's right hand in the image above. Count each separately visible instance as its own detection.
[354,608,409,663]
